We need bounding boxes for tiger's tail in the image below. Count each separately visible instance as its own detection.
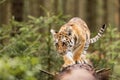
[83,24,106,52]
[90,24,107,43]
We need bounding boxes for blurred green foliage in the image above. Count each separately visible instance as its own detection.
[0,56,41,80]
[0,14,120,80]
[90,25,120,80]
[0,14,67,80]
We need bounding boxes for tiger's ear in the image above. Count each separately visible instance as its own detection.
[50,29,57,36]
[66,27,72,36]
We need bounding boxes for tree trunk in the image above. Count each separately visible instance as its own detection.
[86,0,103,32]
[55,64,97,80]
[118,0,120,31]
[0,0,11,25]
[86,0,97,31]
[107,0,115,25]
[103,0,108,25]
[79,0,87,19]
[11,0,23,21]
[53,0,58,14]
[74,0,79,17]
[30,0,44,17]
[65,0,76,17]
[55,64,111,80]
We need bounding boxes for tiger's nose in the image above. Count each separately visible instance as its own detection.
[58,50,65,55]
[58,50,63,54]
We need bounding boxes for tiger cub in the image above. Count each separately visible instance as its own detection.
[51,17,106,67]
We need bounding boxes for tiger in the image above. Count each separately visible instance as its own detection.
[51,17,106,67]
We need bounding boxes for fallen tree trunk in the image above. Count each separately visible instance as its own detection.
[54,64,110,80]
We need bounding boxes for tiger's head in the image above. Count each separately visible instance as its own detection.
[50,27,75,55]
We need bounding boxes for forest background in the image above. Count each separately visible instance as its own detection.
[0,0,120,80]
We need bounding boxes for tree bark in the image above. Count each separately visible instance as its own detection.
[54,64,111,80]
[103,0,108,25]
[118,0,120,31]
[11,0,23,21]
[79,0,86,19]
[107,0,115,25]
[30,0,44,17]
[53,0,58,14]
[65,0,76,17]
[55,64,97,80]
[74,0,79,17]
[86,0,97,31]
[0,0,11,25]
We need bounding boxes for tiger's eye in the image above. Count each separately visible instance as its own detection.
[55,43,58,46]
[62,42,66,46]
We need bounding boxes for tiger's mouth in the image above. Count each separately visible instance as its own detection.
[58,50,67,55]
[59,52,66,55]
[58,50,72,56]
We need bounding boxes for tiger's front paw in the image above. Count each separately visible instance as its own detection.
[62,64,68,68]
[76,58,88,65]
[76,60,85,64]
[62,61,75,68]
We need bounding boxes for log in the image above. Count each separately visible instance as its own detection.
[54,64,97,80]
[54,64,111,80]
